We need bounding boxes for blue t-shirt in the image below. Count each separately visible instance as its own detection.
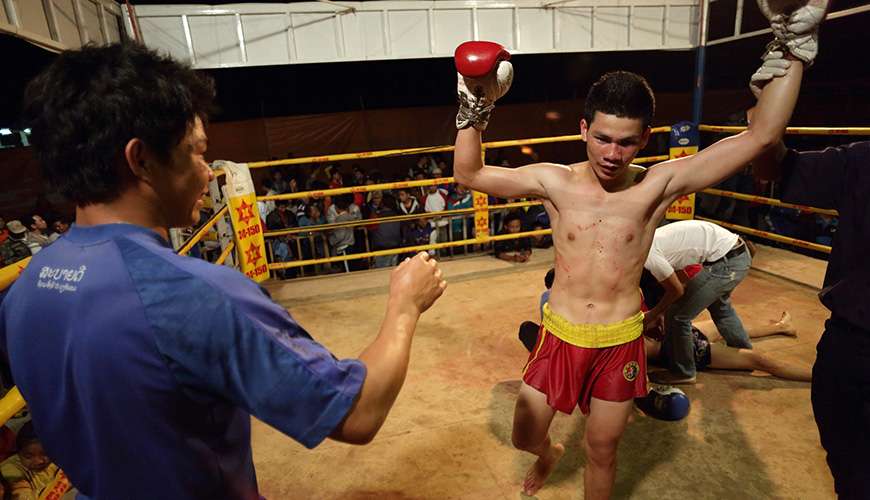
[0,224,365,499]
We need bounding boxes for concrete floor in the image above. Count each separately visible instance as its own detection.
[256,244,834,499]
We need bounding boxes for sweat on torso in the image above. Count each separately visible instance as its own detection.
[543,163,670,325]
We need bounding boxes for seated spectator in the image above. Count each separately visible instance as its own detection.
[26,216,52,249]
[297,203,325,229]
[266,200,297,279]
[5,221,39,257]
[403,217,436,257]
[0,422,72,499]
[493,212,531,263]
[297,202,327,270]
[50,219,70,243]
[523,203,553,248]
[0,219,8,245]
[0,222,31,267]
[448,184,473,241]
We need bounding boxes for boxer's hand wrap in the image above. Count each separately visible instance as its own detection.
[455,41,513,131]
[750,50,792,98]
[757,0,828,66]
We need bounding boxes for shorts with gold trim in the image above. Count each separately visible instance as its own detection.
[522,304,647,415]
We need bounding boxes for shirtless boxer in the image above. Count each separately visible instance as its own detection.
[452,4,823,496]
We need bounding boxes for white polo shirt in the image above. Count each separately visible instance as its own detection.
[644,220,740,281]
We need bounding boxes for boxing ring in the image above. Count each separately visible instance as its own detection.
[1,123,867,498]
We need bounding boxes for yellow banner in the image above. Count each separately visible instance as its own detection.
[0,257,31,292]
[665,145,697,220]
[473,191,489,239]
[217,161,269,283]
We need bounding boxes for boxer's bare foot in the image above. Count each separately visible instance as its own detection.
[522,442,565,496]
[775,311,797,337]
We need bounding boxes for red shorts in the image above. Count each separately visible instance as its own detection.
[522,323,647,415]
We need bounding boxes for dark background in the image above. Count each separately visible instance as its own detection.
[2,1,868,126]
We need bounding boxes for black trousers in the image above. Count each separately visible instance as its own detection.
[811,317,870,499]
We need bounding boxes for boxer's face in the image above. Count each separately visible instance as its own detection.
[581,112,649,184]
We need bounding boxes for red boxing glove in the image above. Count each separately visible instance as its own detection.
[454,41,513,131]
[455,41,510,78]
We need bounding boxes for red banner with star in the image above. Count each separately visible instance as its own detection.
[665,121,698,221]
[473,190,489,239]
[219,161,270,283]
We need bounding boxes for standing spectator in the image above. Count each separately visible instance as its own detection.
[256,179,277,222]
[0,222,31,266]
[423,184,449,246]
[493,212,531,263]
[397,188,420,216]
[327,195,362,268]
[367,193,402,268]
[328,166,344,190]
[448,184,473,241]
[396,188,422,245]
[0,218,8,245]
[270,169,288,194]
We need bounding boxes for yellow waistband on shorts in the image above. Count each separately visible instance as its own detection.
[542,303,643,348]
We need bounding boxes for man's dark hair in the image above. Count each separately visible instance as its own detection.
[503,211,524,227]
[334,194,353,211]
[23,43,216,206]
[15,422,40,451]
[544,268,555,289]
[584,71,655,129]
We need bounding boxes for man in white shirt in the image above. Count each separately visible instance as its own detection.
[643,220,754,384]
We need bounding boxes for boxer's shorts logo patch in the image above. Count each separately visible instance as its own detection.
[623,361,639,382]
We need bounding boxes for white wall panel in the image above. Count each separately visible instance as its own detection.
[139,16,190,62]
[433,9,472,56]
[555,7,592,50]
[477,8,514,50]
[292,13,339,61]
[595,7,630,50]
[241,14,290,66]
[632,6,665,47]
[388,10,429,57]
[131,1,706,68]
[189,14,242,66]
[51,0,83,48]
[80,0,104,44]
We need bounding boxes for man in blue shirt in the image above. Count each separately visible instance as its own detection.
[1,43,447,499]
